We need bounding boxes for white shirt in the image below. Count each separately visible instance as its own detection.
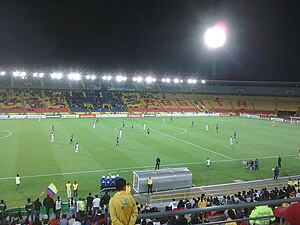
[55,200,62,210]
[92,198,100,208]
[75,144,79,150]
[15,176,21,184]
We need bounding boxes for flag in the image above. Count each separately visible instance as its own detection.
[44,183,58,198]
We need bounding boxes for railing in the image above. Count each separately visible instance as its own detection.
[149,181,286,206]
[139,197,300,225]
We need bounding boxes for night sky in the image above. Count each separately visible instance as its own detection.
[0,0,299,81]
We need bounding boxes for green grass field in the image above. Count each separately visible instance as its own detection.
[0,116,299,207]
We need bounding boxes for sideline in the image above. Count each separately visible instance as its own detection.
[0,154,297,181]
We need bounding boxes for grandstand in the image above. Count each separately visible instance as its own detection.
[1,74,300,225]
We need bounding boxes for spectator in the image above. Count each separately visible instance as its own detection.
[92,195,100,216]
[109,178,138,225]
[25,198,34,222]
[58,214,68,225]
[68,215,76,225]
[69,197,76,217]
[33,198,42,220]
[43,195,54,219]
[55,197,62,219]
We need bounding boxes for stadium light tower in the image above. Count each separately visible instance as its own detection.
[204,24,227,79]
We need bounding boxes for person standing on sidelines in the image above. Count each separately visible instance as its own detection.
[109,178,138,225]
[73,181,78,197]
[278,156,282,168]
[147,177,153,194]
[33,198,42,220]
[206,158,211,171]
[155,157,161,170]
[0,199,7,221]
[15,174,21,191]
[55,196,62,219]
[66,181,72,199]
[273,166,280,180]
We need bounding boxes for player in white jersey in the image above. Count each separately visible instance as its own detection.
[93,122,96,128]
[38,114,41,122]
[75,143,79,153]
[143,123,146,131]
[119,128,123,138]
[50,132,55,143]
[205,123,209,132]
[162,118,165,123]
[230,136,234,146]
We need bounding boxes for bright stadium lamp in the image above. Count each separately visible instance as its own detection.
[165,78,170,83]
[107,75,112,81]
[152,78,157,82]
[161,78,166,83]
[0,71,6,76]
[91,75,96,80]
[201,79,206,84]
[86,75,91,80]
[180,79,183,83]
[39,73,44,78]
[136,76,143,82]
[116,75,123,82]
[33,73,38,77]
[102,75,107,80]
[174,78,179,84]
[145,76,153,83]
[13,71,20,76]
[20,72,26,77]
[204,26,226,48]
[132,77,137,82]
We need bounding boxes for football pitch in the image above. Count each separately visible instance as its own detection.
[0,116,299,207]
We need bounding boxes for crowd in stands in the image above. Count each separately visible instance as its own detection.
[44,91,66,109]
[1,178,299,225]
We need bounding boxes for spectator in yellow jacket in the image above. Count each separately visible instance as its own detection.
[109,178,138,225]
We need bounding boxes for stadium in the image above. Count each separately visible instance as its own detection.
[0,1,300,225]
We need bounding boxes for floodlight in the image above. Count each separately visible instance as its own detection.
[193,79,197,84]
[39,73,44,78]
[102,76,107,80]
[116,75,123,82]
[0,71,6,76]
[132,77,137,82]
[136,76,143,82]
[145,77,153,83]
[51,72,63,79]
[152,78,157,82]
[86,75,91,80]
[165,78,170,83]
[20,72,26,76]
[91,75,96,80]
[162,78,166,82]
[107,75,112,81]
[204,26,226,48]
[174,78,179,83]
[13,71,20,76]
[180,79,183,83]
[201,79,206,84]
[68,73,81,81]
[33,73,38,77]
[187,79,192,84]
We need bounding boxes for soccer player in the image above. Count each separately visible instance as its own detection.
[147,128,150,135]
[254,159,259,171]
[119,128,123,138]
[216,124,219,133]
[131,124,134,130]
[50,132,55,143]
[206,158,211,171]
[66,181,72,198]
[38,114,41,122]
[191,121,194,127]
[230,136,234,146]
[299,150,300,158]
[116,137,120,146]
[52,125,55,132]
[75,143,79,153]
[233,131,237,141]
[15,174,21,191]
[162,117,165,123]
[272,120,275,126]
[205,123,209,132]
[143,123,146,131]
[69,134,73,145]
[93,122,96,128]
[122,121,125,128]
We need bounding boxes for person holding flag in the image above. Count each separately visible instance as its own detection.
[43,183,58,218]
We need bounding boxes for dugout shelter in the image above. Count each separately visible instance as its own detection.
[132,168,192,193]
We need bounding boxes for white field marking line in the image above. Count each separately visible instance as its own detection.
[1,154,296,181]
[152,127,233,160]
[114,127,187,135]
[0,130,13,138]
[128,121,233,160]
